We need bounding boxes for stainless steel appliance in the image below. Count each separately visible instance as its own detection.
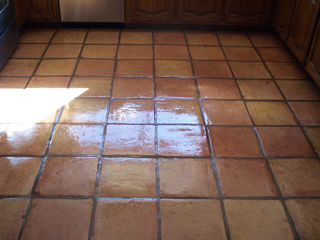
[0,0,19,70]
[59,0,124,22]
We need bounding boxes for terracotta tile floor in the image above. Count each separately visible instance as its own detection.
[0,28,320,240]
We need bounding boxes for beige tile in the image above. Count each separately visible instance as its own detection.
[36,59,77,76]
[81,45,117,59]
[155,60,193,77]
[276,80,320,100]
[266,62,309,79]
[237,80,283,100]
[257,47,294,62]
[44,44,82,58]
[154,45,189,60]
[51,29,87,43]
[193,61,232,78]
[27,76,70,88]
[75,59,114,77]
[223,47,261,61]
[20,29,55,43]
[0,77,29,88]
[197,78,241,99]
[116,60,153,77]
[12,44,48,58]
[69,77,112,98]
[189,46,225,60]
[0,59,39,76]
[112,78,154,98]
[218,32,252,46]
[230,62,271,79]
[86,29,119,44]
[118,45,153,59]
[120,30,153,44]
[289,102,320,126]
[185,30,219,45]
[156,78,198,99]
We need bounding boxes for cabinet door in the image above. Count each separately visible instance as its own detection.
[225,0,274,25]
[287,0,320,64]
[177,0,223,23]
[26,0,60,22]
[273,0,296,41]
[127,0,175,23]
[13,0,27,28]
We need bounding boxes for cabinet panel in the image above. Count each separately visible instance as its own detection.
[177,0,223,23]
[26,0,60,22]
[13,0,27,28]
[273,0,296,41]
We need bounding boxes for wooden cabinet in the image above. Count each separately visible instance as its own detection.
[13,0,28,28]
[273,0,296,41]
[25,0,60,22]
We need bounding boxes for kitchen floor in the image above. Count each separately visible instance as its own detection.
[0,28,320,240]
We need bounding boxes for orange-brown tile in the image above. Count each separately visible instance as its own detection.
[223,47,261,61]
[161,200,227,240]
[118,45,153,59]
[93,200,157,240]
[116,60,153,77]
[0,77,29,88]
[286,199,320,240]
[158,125,210,157]
[0,59,39,76]
[0,157,41,195]
[154,30,186,44]
[193,61,232,78]
[20,29,55,43]
[120,30,153,44]
[197,78,241,99]
[276,80,320,100]
[99,158,156,197]
[216,158,278,197]
[155,60,193,77]
[12,44,48,58]
[303,127,320,156]
[86,29,119,44]
[35,157,98,196]
[156,78,198,99]
[185,30,219,45]
[75,59,114,76]
[257,48,295,62]
[44,44,82,58]
[230,62,271,79]
[266,62,309,79]
[257,127,315,157]
[225,200,293,240]
[248,32,284,47]
[159,158,218,197]
[112,78,154,98]
[51,29,87,43]
[22,199,92,240]
[36,59,77,76]
[154,45,189,59]
[81,45,117,59]
[217,32,252,46]
[27,76,70,88]
[49,124,103,155]
[237,80,283,100]
[0,124,52,155]
[270,158,320,197]
[157,100,203,124]
[0,198,29,240]
[289,102,320,126]
[103,125,155,156]
[108,99,154,124]
[209,127,262,157]
[246,102,297,125]
[189,46,225,60]
[69,77,112,98]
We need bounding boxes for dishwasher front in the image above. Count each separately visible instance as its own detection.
[59,0,124,22]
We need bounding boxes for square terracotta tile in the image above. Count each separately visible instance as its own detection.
[0,157,41,195]
[69,77,112,98]
[155,60,193,77]
[303,127,320,156]
[20,29,55,43]
[108,99,154,124]
[154,30,186,44]
[237,80,283,100]
[118,45,153,59]
[103,125,155,156]
[86,29,119,44]
[120,30,153,44]
[286,199,320,240]
[154,45,189,59]
[257,48,295,62]
[0,59,39,76]
[185,30,219,45]
[248,32,284,47]
[202,100,252,125]
[112,78,154,98]
[44,44,82,58]
[193,61,232,78]
[189,46,225,60]
[116,60,153,77]
[51,29,87,43]
[217,32,252,46]
[0,77,29,88]
[266,62,309,79]
[158,125,210,157]
[216,158,278,197]
[12,44,48,58]
[81,45,117,59]
[0,124,52,155]
[257,127,315,157]
[197,78,241,99]
[161,200,227,240]
[223,47,261,61]
[289,102,320,126]
[270,158,320,197]
[22,199,92,240]
[49,124,103,155]
[276,80,320,100]
[225,200,293,240]
[93,200,157,240]
[246,102,297,125]
[99,158,156,197]
[156,78,198,99]
[36,59,77,76]
[209,127,262,157]
[35,157,98,196]
[159,158,218,197]
[75,59,114,76]
[27,76,70,88]
[229,62,271,79]
[156,100,203,124]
